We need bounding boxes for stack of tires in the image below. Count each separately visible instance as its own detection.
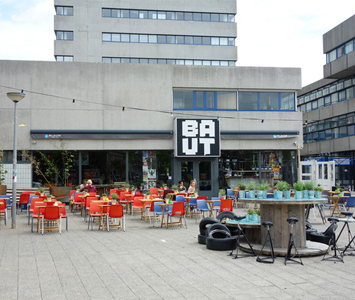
[198,211,239,251]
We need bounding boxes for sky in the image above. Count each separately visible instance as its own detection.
[1,0,355,86]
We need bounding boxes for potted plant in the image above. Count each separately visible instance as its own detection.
[293,181,304,199]
[275,181,287,199]
[256,209,261,222]
[172,184,178,191]
[84,188,88,196]
[162,183,167,190]
[314,184,323,199]
[124,183,130,191]
[247,208,255,222]
[75,185,80,192]
[165,193,172,204]
[257,183,269,199]
[111,192,119,204]
[146,191,151,199]
[303,181,315,199]
[238,183,246,198]
[219,189,226,198]
[248,181,256,199]
[140,182,144,190]
[38,187,45,196]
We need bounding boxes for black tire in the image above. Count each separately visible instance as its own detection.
[206,230,237,251]
[199,217,220,235]
[216,211,238,222]
[198,234,206,245]
[306,228,317,240]
[309,232,334,245]
[206,223,230,237]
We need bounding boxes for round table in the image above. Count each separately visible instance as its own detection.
[239,197,328,248]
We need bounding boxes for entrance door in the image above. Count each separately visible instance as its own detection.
[174,158,218,198]
[300,160,335,190]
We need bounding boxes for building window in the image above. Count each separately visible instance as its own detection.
[173,91,194,109]
[56,55,73,62]
[56,6,73,16]
[102,33,234,46]
[239,91,295,111]
[56,31,73,40]
[326,38,355,63]
[238,92,258,110]
[102,8,236,23]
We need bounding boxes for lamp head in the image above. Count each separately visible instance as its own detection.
[7,92,25,103]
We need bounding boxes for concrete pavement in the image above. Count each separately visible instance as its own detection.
[1,205,355,300]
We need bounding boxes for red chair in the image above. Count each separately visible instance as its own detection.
[19,193,30,212]
[104,204,125,232]
[110,189,120,196]
[31,201,46,232]
[69,190,76,199]
[150,188,159,198]
[0,199,7,227]
[41,206,61,234]
[28,197,44,225]
[167,201,187,229]
[132,196,144,219]
[87,201,104,231]
[85,196,97,220]
[58,203,68,231]
[73,193,84,215]
[219,199,233,213]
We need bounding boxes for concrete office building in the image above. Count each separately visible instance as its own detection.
[0,1,303,197]
[298,14,355,189]
[54,0,238,66]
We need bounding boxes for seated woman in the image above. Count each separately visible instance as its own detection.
[80,179,97,193]
[187,180,197,194]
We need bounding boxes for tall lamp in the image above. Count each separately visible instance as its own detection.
[7,91,25,229]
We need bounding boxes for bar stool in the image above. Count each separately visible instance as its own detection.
[256,221,275,263]
[285,217,303,266]
[337,211,355,256]
[228,215,256,259]
[322,217,343,263]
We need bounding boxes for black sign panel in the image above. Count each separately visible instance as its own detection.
[174,118,220,157]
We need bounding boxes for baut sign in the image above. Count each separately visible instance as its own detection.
[174,118,220,157]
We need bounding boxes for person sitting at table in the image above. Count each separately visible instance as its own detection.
[79,179,87,190]
[178,180,186,193]
[187,180,197,194]
[80,179,97,193]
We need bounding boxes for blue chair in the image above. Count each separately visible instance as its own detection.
[27,195,39,215]
[153,202,172,227]
[345,196,355,212]
[175,195,187,207]
[211,197,221,215]
[226,189,236,207]
[196,200,211,218]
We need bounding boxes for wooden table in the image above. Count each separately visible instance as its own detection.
[158,203,173,228]
[329,195,349,217]
[98,204,110,230]
[239,198,328,248]
[139,198,163,221]
[206,200,220,217]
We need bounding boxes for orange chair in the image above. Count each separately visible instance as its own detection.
[219,199,233,213]
[167,201,187,229]
[84,196,97,221]
[150,188,159,198]
[104,204,125,232]
[41,206,61,234]
[73,193,84,215]
[19,193,30,212]
[28,197,44,225]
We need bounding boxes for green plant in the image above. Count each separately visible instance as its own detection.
[75,185,80,190]
[162,183,167,187]
[247,181,256,191]
[130,185,135,191]
[0,155,8,184]
[303,181,314,190]
[84,189,88,193]
[146,191,151,195]
[238,183,246,190]
[219,189,226,196]
[315,184,323,192]
[102,193,107,197]
[172,185,178,191]
[247,208,255,215]
[257,183,269,191]
[166,194,172,200]
[140,182,144,187]
[276,181,289,192]
[256,209,261,216]
[294,181,304,191]
[111,193,118,199]
[340,188,344,192]
[38,187,44,193]
[124,183,130,189]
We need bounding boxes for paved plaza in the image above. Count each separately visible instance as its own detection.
[1,205,355,300]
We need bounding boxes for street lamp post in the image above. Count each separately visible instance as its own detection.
[7,92,25,229]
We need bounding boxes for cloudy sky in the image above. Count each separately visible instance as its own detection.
[1,0,355,86]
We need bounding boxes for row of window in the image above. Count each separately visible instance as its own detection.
[56,31,73,41]
[102,57,235,66]
[56,56,74,62]
[102,33,235,46]
[173,91,295,111]
[299,86,355,113]
[102,8,235,23]
[55,6,73,16]
[305,112,355,134]
[304,126,355,143]
[326,38,355,63]
[304,112,355,143]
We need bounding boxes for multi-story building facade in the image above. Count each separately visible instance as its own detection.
[54,0,238,66]
[298,14,355,189]
[0,1,303,196]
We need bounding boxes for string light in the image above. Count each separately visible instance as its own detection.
[20,90,24,95]
[72,99,75,104]
[171,112,173,117]
[122,107,125,112]
[261,119,264,123]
